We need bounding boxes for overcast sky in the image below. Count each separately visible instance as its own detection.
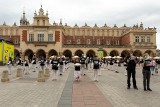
[0,0,160,49]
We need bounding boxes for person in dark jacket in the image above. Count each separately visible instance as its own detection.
[126,49,138,90]
[142,56,153,91]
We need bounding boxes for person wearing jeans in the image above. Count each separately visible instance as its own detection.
[142,57,153,91]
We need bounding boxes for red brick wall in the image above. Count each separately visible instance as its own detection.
[22,30,27,42]
[55,31,60,42]
[121,33,130,45]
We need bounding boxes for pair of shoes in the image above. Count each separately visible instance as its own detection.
[134,87,138,90]
[127,87,130,89]
[60,74,62,76]
[84,74,86,76]
[147,88,152,91]
[144,88,147,91]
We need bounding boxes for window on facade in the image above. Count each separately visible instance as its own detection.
[29,34,34,42]
[141,36,145,42]
[97,39,100,45]
[38,34,44,42]
[43,20,45,25]
[87,39,91,44]
[67,40,71,44]
[48,34,53,42]
[135,36,139,43]
[5,29,8,35]
[147,36,151,43]
[14,38,19,44]
[37,20,39,25]
[106,40,110,45]
[77,39,81,44]
[115,40,119,45]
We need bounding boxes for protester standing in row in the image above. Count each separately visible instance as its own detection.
[93,55,100,82]
[80,55,86,75]
[24,60,29,75]
[51,56,59,80]
[7,57,12,75]
[74,56,81,81]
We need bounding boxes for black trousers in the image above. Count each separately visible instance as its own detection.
[127,69,137,88]
[142,69,151,89]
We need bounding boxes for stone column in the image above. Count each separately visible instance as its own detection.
[37,71,45,82]
[1,70,10,82]
[44,68,50,77]
[16,68,23,77]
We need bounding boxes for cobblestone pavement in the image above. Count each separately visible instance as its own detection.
[87,65,160,107]
[0,64,160,107]
[0,64,71,107]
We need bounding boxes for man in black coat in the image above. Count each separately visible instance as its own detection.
[126,49,138,90]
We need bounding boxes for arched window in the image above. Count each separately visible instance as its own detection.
[77,39,81,44]
[87,39,91,44]
[97,39,100,45]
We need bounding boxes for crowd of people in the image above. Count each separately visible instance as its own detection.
[5,50,159,91]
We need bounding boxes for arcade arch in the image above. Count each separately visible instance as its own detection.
[74,50,84,57]
[36,49,46,58]
[121,50,129,58]
[110,50,119,57]
[144,50,154,56]
[86,50,95,58]
[24,49,34,61]
[14,49,20,57]
[133,50,142,57]
[48,49,58,57]
[63,50,72,58]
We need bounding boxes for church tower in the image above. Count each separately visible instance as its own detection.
[20,10,29,25]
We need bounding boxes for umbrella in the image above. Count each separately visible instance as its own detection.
[73,56,79,58]
[154,56,160,59]
[104,56,112,59]
[116,56,122,59]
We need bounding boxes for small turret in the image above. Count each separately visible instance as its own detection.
[20,10,29,25]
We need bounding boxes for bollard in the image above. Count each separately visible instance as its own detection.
[44,68,50,77]
[37,71,45,82]
[1,70,10,82]
[16,68,23,77]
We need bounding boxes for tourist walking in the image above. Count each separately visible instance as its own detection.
[150,59,156,75]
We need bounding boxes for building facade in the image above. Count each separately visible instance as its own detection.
[0,5,157,60]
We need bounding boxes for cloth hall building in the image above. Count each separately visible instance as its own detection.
[0,6,157,60]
